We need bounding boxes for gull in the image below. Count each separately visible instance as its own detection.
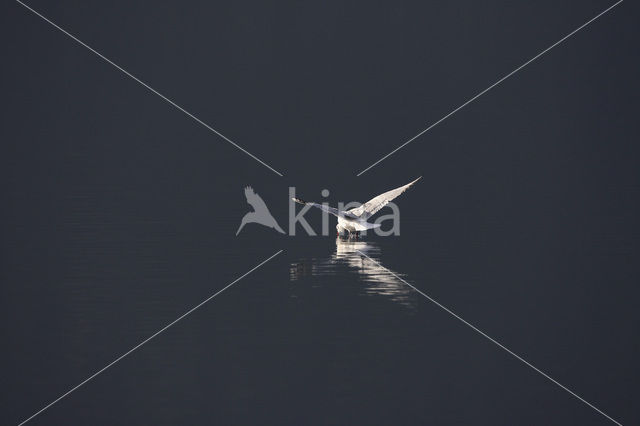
[236,186,285,235]
[292,177,421,237]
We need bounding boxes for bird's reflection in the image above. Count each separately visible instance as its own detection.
[290,238,415,307]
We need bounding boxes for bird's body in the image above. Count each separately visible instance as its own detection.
[292,177,421,237]
[337,216,381,232]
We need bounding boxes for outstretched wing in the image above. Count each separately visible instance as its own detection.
[292,198,357,219]
[347,177,421,220]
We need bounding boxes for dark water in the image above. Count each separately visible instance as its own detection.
[3,0,640,425]
[4,228,638,426]
[290,239,416,308]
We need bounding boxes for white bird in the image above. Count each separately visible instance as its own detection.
[292,177,421,237]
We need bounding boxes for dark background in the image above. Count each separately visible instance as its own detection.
[1,0,639,424]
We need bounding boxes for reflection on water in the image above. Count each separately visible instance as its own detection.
[290,238,415,307]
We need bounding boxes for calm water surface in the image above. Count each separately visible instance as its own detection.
[290,239,416,308]
[3,217,635,426]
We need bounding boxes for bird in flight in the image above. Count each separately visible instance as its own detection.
[236,186,285,235]
[292,177,421,237]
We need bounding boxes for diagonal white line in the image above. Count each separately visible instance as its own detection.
[16,0,284,177]
[356,0,623,176]
[17,249,284,426]
[355,250,623,426]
